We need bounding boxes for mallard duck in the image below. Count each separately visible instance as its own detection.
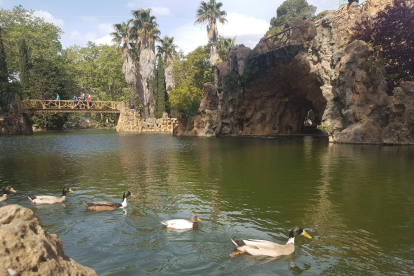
[230,226,312,257]
[161,214,201,230]
[28,186,74,204]
[0,186,16,202]
[83,191,132,211]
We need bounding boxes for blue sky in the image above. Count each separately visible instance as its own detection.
[1,0,339,53]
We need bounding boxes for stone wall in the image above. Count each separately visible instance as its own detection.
[116,105,177,133]
[176,0,414,144]
[0,204,97,276]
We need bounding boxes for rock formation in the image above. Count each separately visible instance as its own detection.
[0,104,32,136]
[176,0,414,144]
[0,204,97,276]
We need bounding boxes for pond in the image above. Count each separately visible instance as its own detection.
[1,130,413,275]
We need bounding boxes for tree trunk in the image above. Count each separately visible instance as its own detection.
[138,48,156,118]
[164,65,175,93]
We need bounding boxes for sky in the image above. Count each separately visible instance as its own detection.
[0,0,340,53]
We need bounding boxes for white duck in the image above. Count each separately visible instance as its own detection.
[0,186,16,202]
[161,214,201,230]
[28,186,74,204]
[230,226,312,257]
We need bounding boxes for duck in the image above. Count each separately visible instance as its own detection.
[230,226,312,257]
[0,186,16,202]
[83,191,132,211]
[28,186,74,204]
[161,214,201,230]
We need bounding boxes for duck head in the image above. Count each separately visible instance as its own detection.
[189,214,201,222]
[123,191,133,199]
[289,226,312,239]
[2,186,16,194]
[62,186,75,196]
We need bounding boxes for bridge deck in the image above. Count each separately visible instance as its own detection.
[17,100,123,114]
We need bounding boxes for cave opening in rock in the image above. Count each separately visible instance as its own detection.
[239,57,327,136]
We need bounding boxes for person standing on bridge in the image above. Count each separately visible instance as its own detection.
[56,93,60,109]
[87,94,91,108]
[73,95,78,108]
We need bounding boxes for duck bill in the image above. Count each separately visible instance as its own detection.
[302,231,312,239]
[10,188,16,193]
[197,218,201,221]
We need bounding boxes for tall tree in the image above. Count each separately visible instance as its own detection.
[111,22,137,105]
[129,8,161,118]
[157,36,177,91]
[157,36,177,64]
[195,0,228,66]
[0,27,8,83]
[154,56,167,118]
[268,0,316,35]
[18,39,29,93]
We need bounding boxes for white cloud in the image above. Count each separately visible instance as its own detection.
[61,31,97,46]
[126,2,172,17]
[94,35,113,46]
[219,13,268,37]
[34,10,65,28]
[149,7,172,17]
[79,16,98,23]
[169,24,208,54]
[98,23,113,35]
[170,12,269,54]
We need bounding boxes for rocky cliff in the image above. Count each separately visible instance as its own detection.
[177,0,414,144]
[0,204,97,276]
[0,104,32,136]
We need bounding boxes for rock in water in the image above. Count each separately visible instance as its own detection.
[0,204,97,276]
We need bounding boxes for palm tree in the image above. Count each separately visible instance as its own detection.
[129,9,160,52]
[157,36,178,91]
[111,22,129,59]
[156,36,177,64]
[128,8,161,118]
[195,0,227,66]
[111,22,137,105]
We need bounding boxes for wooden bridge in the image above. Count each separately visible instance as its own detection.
[16,100,124,114]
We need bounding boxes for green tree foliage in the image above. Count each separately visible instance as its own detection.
[352,0,414,89]
[154,56,167,118]
[267,0,316,36]
[0,6,62,77]
[64,43,129,101]
[169,46,213,118]
[216,36,235,61]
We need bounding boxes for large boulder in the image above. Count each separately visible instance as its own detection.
[0,204,97,276]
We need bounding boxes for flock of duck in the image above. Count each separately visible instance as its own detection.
[1,185,312,258]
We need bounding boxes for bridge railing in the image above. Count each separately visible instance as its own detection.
[262,27,293,49]
[17,100,123,113]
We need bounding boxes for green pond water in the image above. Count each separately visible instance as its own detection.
[1,130,414,275]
